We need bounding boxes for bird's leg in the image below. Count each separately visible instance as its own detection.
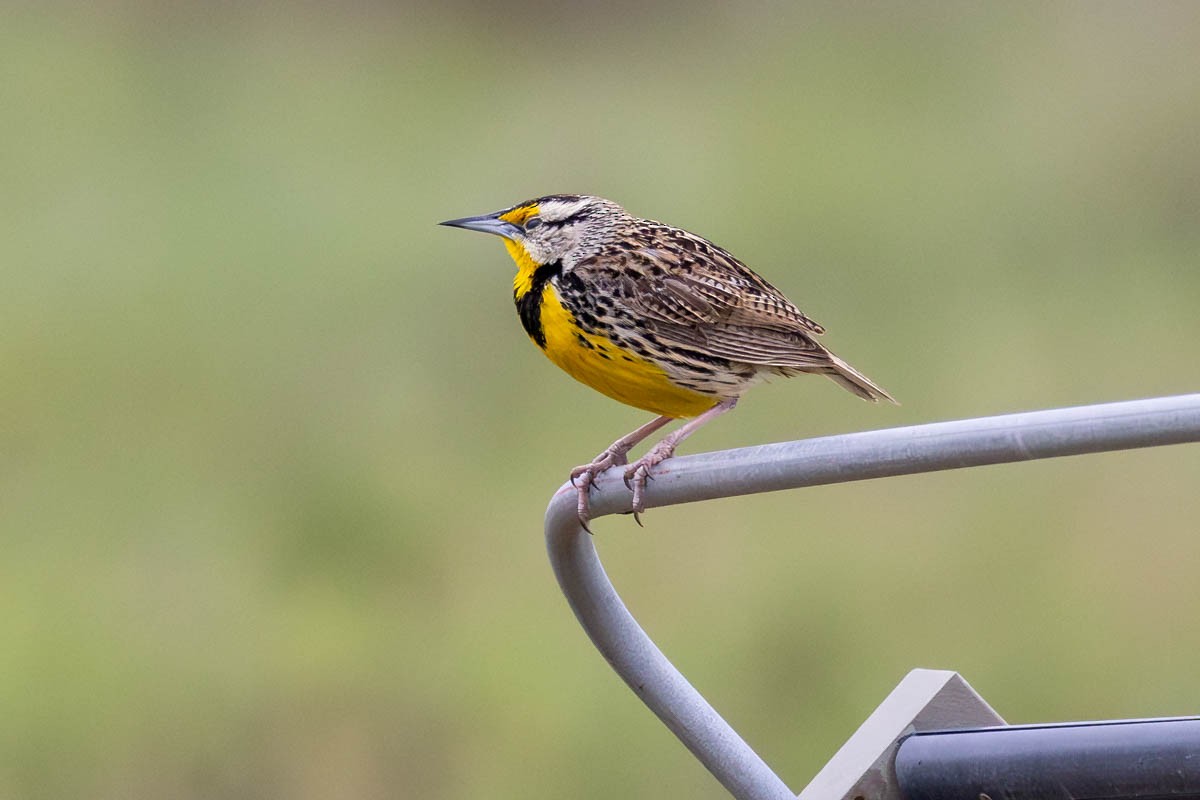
[571,415,675,531]
[624,398,738,523]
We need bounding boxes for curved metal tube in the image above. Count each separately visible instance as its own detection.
[544,394,1200,800]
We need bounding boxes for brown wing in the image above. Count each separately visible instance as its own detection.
[615,226,835,369]
[570,223,895,402]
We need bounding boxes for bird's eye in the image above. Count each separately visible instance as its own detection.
[524,217,543,231]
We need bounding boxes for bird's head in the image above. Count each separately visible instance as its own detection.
[440,194,624,269]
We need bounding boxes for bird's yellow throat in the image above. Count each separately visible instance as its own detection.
[505,239,542,298]
[499,204,543,297]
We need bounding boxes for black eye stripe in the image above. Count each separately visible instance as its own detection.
[536,211,586,230]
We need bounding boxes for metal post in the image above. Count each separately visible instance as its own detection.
[544,394,1200,800]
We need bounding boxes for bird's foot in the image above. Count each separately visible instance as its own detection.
[569,446,632,532]
[622,440,678,526]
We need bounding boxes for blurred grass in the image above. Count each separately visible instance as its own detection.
[1,2,1198,798]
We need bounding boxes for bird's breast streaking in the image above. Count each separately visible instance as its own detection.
[523,268,722,418]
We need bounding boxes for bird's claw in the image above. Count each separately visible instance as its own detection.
[572,470,596,533]
[570,447,628,489]
[570,446,633,532]
[569,428,685,530]
[624,463,650,520]
[622,445,672,523]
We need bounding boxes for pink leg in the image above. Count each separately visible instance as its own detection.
[624,398,738,522]
[571,415,676,531]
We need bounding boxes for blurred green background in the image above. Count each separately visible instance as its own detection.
[3,2,1199,798]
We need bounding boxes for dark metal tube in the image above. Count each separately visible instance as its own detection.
[896,718,1200,800]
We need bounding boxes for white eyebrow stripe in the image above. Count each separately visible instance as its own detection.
[539,198,591,222]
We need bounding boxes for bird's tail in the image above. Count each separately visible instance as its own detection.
[825,355,898,404]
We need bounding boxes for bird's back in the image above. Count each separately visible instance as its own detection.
[553,216,893,405]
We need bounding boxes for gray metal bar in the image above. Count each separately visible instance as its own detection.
[543,394,1200,800]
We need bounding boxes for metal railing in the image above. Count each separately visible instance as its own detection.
[543,394,1200,800]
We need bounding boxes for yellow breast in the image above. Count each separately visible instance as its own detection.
[536,284,717,418]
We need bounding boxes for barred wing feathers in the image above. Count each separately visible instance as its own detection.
[574,226,894,402]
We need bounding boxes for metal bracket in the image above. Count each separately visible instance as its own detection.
[544,394,1200,800]
[799,669,1003,800]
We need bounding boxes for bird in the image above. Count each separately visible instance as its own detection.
[440,194,895,529]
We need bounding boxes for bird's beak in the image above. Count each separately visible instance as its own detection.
[438,211,522,240]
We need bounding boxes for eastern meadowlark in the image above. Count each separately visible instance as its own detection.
[441,195,895,528]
